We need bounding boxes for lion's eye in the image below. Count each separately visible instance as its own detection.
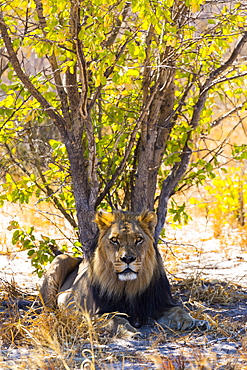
[110,237,119,245]
[136,236,143,244]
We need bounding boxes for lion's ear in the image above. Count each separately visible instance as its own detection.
[138,211,157,235]
[95,210,115,230]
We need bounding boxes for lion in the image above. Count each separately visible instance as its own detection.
[40,210,209,333]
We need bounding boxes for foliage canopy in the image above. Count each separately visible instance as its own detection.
[0,0,247,258]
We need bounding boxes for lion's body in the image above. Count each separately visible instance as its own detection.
[40,210,208,331]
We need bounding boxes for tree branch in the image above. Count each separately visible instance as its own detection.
[203,71,247,94]
[34,0,72,127]
[191,32,247,131]
[211,101,246,128]
[68,1,98,206]
[0,15,68,139]
[96,83,159,207]
[155,144,192,243]
[4,140,77,229]
[70,0,88,120]
[102,2,130,48]
[154,32,247,242]
[209,31,247,82]
[88,33,137,111]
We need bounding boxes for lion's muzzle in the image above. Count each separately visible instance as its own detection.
[117,267,138,281]
[115,253,140,281]
[114,245,142,281]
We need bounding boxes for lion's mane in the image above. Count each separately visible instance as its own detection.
[88,210,176,326]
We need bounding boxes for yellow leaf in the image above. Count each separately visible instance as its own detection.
[126,69,139,77]
[166,37,177,47]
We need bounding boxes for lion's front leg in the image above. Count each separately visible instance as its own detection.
[40,254,81,309]
[157,307,209,331]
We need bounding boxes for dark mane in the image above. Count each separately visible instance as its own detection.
[91,248,176,326]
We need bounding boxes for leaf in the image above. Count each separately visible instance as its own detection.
[126,69,140,77]
[23,240,31,249]
[12,230,20,245]
[41,235,50,242]
[27,249,35,256]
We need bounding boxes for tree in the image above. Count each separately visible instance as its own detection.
[1,0,247,258]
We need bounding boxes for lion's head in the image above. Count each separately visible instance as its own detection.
[90,210,158,298]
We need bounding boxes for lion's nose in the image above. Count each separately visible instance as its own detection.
[120,255,136,264]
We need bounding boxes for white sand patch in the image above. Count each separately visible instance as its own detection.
[164,217,247,286]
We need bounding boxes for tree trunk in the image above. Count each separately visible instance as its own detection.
[65,133,97,258]
[131,67,176,213]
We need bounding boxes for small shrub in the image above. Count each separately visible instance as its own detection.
[190,165,247,237]
[8,221,68,277]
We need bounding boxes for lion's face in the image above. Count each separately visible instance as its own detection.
[102,218,149,281]
[91,210,158,296]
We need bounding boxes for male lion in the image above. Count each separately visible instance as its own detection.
[40,210,208,333]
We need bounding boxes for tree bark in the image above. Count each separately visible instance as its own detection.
[155,145,192,244]
[131,59,176,212]
[65,133,97,258]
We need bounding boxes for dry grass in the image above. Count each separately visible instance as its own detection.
[0,278,109,369]
[1,274,247,370]
[173,277,247,306]
[0,309,105,368]
[170,278,247,352]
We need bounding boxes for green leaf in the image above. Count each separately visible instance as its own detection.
[12,230,20,244]
[27,249,35,256]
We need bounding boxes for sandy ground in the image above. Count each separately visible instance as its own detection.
[164,218,247,286]
[1,214,247,369]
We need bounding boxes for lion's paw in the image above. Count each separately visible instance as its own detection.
[105,315,142,338]
[116,325,142,339]
[190,318,210,331]
[178,317,210,331]
[157,306,210,331]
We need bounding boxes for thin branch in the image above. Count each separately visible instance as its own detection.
[191,31,247,130]
[33,0,72,127]
[70,0,88,120]
[88,33,138,111]
[142,24,154,107]
[35,182,77,229]
[4,139,77,229]
[26,128,78,229]
[76,38,88,118]
[102,1,130,48]
[209,31,247,82]
[211,101,246,128]
[202,71,247,95]
[0,90,30,130]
